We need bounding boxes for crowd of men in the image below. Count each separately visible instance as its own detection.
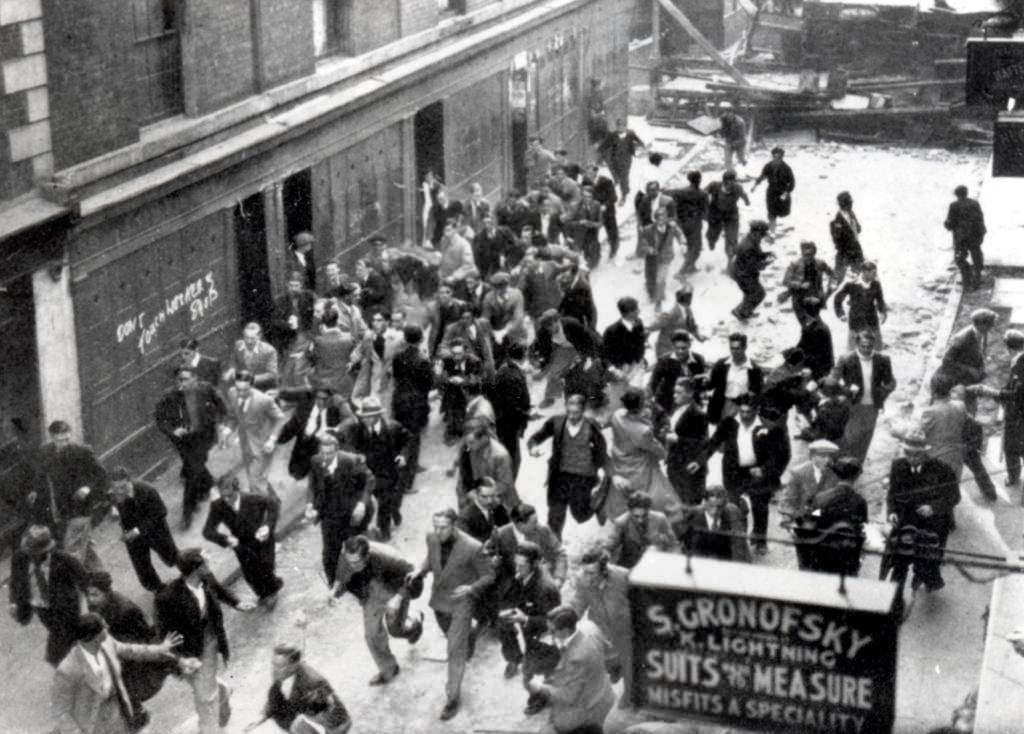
[5,119,1019,734]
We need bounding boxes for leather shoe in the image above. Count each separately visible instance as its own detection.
[524,698,547,716]
[439,698,460,720]
[503,661,520,679]
[369,666,399,686]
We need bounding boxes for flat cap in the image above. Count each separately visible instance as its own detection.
[490,271,511,286]
[750,219,770,232]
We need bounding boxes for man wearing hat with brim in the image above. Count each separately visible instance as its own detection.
[9,524,88,666]
[336,397,411,542]
[783,440,840,517]
[940,307,997,415]
[730,219,774,321]
[886,429,960,591]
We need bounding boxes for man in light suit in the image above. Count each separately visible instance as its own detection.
[225,322,279,392]
[52,613,181,734]
[409,508,495,721]
[831,330,897,464]
[526,606,615,734]
[782,439,840,517]
[225,371,287,493]
[568,549,632,708]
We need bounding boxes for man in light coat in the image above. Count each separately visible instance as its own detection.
[52,613,182,734]
[782,439,840,517]
[224,370,287,493]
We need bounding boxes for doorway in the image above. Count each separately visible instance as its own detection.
[282,169,313,241]
[414,101,446,243]
[234,193,274,330]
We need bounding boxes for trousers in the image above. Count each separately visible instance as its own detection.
[435,602,475,702]
[548,472,597,540]
[734,274,766,317]
[364,581,400,675]
[125,527,178,591]
[236,538,282,599]
[175,435,215,516]
[189,629,223,734]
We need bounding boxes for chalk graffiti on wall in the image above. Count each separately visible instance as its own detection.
[115,272,219,355]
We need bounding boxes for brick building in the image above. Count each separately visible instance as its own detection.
[0,0,632,475]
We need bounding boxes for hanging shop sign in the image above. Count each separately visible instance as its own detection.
[629,552,899,734]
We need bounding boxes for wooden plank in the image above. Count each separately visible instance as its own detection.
[654,0,751,87]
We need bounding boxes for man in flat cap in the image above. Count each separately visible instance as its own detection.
[783,440,840,516]
[940,307,997,414]
[730,219,774,321]
[481,271,527,365]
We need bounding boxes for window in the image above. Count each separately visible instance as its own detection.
[132,0,182,124]
[313,0,353,57]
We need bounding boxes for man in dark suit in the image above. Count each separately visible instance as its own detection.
[178,338,223,389]
[269,271,316,353]
[155,365,227,528]
[453,269,491,318]
[707,332,763,423]
[493,503,568,589]
[598,118,646,204]
[495,540,561,715]
[426,281,467,358]
[9,525,87,665]
[487,342,532,478]
[567,185,604,269]
[277,384,347,481]
[940,307,996,412]
[887,431,960,591]
[945,184,987,291]
[829,191,863,285]
[702,394,790,554]
[355,258,392,318]
[464,182,491,234]
[287,232,317,292]
[665,378,711,505]
[558,266,597,331]
[34,420,108,570]
[156,549,254,733]
[336,396,410,541]
[440,306,495,376]
[666,170,708,274]
[108,467,178,592]
[649,330,707,417]
[251,644,350,733]
[527,395,609,539]
[409,508,495,721]
[391,325,435,493]
[473,215,517,279]
[331,535,423,685]
[306,432,374,584]
[440,338,483,443]
[831,329,897,463]
[671,485,751,562]
[457,477,510,543]
[203,474,282,607]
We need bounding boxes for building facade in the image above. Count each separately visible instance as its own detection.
[0,0,632,475]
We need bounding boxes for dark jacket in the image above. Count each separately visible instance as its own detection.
[797,318,835,381]
[887,457,960,535]
[9,549,86,625]
[155,382,227,447]
[358,270,392,318]
[309,452,373,524]
[178,354,222,388]
[488,361,531,436]
[35,443,109,524]
[457,501,511,544]
[500,568,561,641]
[944,197,986,245]
[649,353,707,415]
[665,403,711,479]
[473,226,518,278]
[335,417,410,488]
[155,574,239,661]
[830,210,863,261]
[673,503,751,562]
[834,280,886,331]
[999,353,1024,452]
[263,663,350,733]
[203,493,279,546]
[602,320,647,368]
[939,325,986,386]
[278,395,348,480]
[706,417,790,493]
[334,541,413,601]
[390,346,434,430]
[97,590,153,643]
[112,481,170,537]
[667,185,708,227]
[707,358,763,423]
[831,351,896,408]
[527,415,608,485]
[559,277,597,330]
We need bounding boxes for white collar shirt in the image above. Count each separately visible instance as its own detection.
[725,360,750,400]
[858,354,874,406]
[736,419,760,468]
[186,580,206,617]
